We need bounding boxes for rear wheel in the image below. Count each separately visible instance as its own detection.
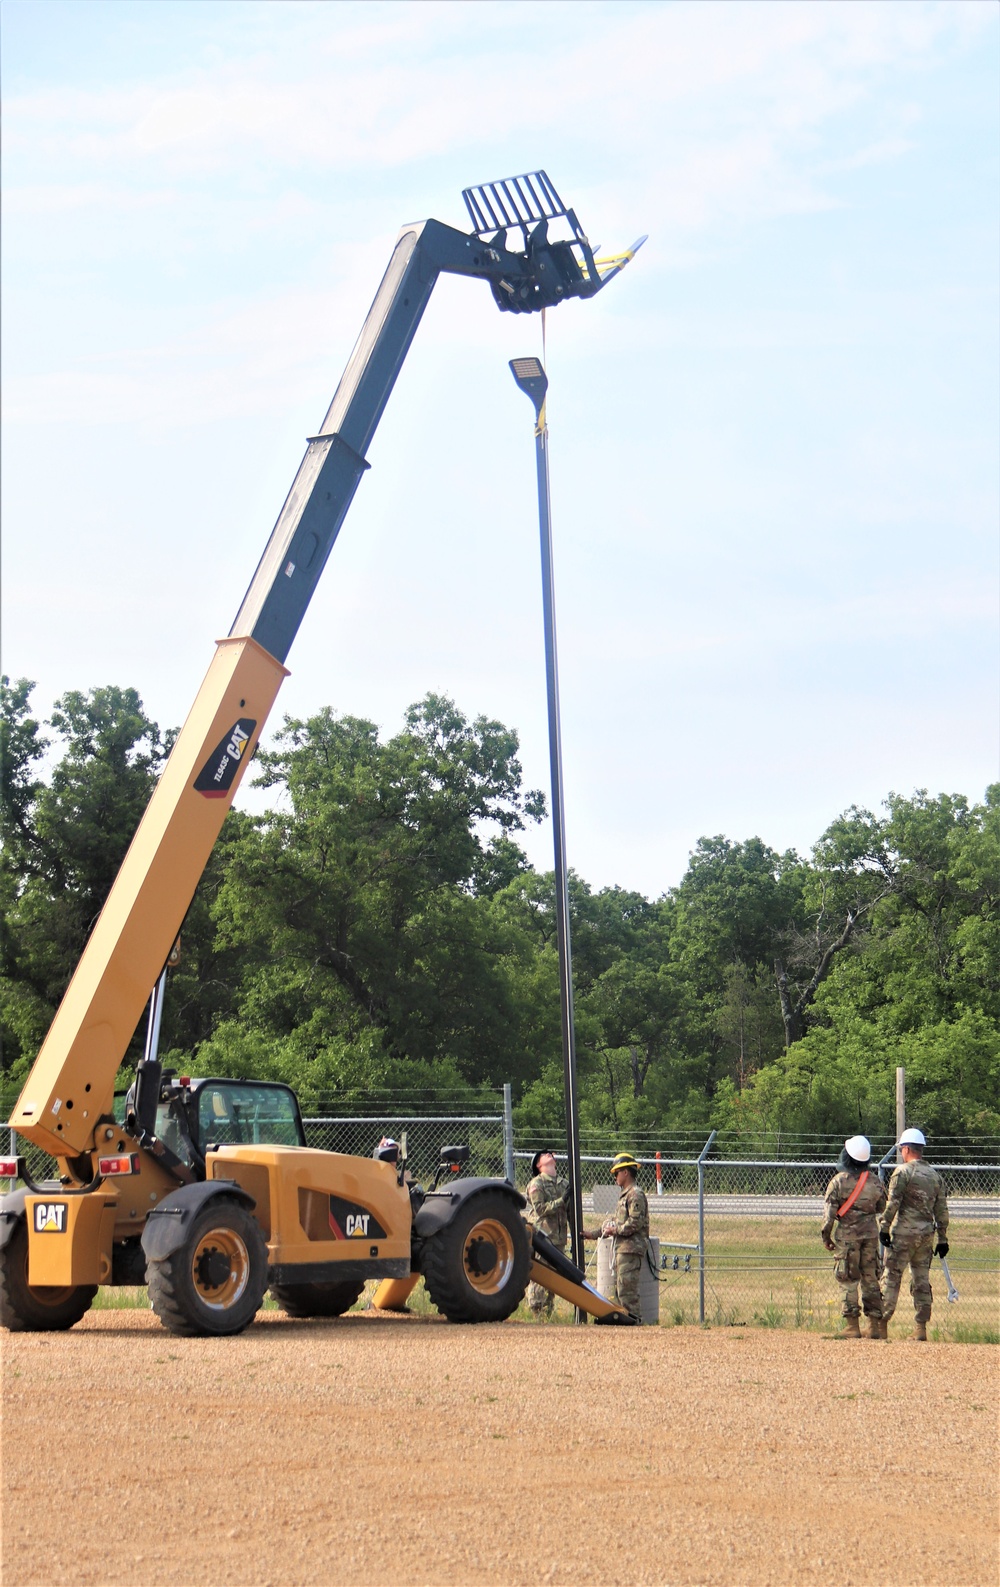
[270,1278,365,1318]
[421,1192,530,1323]
[147,1198,267,1337]
[0,1218,97,1332]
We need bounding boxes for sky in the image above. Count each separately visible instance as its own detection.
[3,0,998,897]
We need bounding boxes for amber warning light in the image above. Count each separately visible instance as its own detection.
[98,1154,140,1177]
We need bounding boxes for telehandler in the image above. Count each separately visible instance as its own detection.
[1,174,642,1336]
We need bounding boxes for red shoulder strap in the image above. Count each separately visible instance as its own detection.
[836,1170,869,1218]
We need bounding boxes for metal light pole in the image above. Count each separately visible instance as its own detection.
[509,356,584,1291]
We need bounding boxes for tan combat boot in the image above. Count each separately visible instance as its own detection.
[866,1317,885,1340]
[912,1319,928,1341]
[839,1314,862,1339]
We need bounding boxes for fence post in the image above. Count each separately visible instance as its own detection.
[698,1129,717,1324]
[503,1084,515,1184]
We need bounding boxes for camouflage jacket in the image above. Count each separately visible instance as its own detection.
[821,1168,887,1241]
[610,1183,650,1253]
[880,1160,949,1241]
[525,1173,570,1245]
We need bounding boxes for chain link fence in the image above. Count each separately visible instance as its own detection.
[4,1098,997,1339]
[3,1113,509,1192]
[514,1141,999,1342]
[302,1115,508,1186]
[515,1133,1000,1179]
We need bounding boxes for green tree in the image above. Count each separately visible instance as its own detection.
[1,677,49,878]
[716,788,1000,1137]
[194,697,547,1100]
[714,960,786,1091]
[773,806,896,1047]
[1,683,174,1081]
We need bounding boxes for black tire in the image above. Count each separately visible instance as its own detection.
[269,1278,365,1318]
[0,1217,97,1332]
[421,1191,530,1323]
[147,1197,267,1337]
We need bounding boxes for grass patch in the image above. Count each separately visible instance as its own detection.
[662,1303,692,1327]
[77,1214,998,1342]
[752,1300,784,1329]
[91,1286,150,1310]
[931,1320,1000,1345]
[648,1211,999,1341]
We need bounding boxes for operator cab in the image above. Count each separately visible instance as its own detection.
[189,1079,306,1152]
[127,1074,306,1179]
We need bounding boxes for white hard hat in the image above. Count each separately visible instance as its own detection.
[899,1127,926,1147]
[844,1135,871,1162]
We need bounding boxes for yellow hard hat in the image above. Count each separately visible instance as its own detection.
[611,1152,640,1177]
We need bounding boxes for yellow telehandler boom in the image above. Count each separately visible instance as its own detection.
[1,175,642,1335]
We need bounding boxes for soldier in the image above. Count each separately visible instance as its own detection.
[372,1136,414,1186]
[820,1134,886,1339]
[600,1152,649,1320]
[523,1149,570,1320]
[878,1127,950,1341]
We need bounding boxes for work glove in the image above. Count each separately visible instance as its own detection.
[878,1230,892,1248]
[935,1241,949,1259]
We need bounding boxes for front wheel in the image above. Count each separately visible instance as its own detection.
[147,1198,267,1337]
[421,1192,530,1323]
[0,1218,97,1332]
[270,1278,364,1318]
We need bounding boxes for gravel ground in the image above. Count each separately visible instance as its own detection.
[2,1311,997,1587]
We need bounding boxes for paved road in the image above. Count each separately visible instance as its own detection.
[583,1194,999,1221]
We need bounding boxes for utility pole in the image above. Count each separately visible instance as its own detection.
[896,1066,906,1162]
[509,355,584,1305]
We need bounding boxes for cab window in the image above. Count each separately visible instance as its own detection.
[154,1096,196,1168]
[197,1083,305,1150]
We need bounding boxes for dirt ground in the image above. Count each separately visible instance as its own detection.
[2,1311,996,1587]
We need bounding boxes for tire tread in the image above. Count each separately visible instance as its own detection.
[420,1190,529,1324]
[0,1219,97,1332]
[269,1279,365,1318]
[147,1197,267,1338]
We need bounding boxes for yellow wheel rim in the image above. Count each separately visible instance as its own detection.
[191,1226,251,1311]
[462,1217,516,1295]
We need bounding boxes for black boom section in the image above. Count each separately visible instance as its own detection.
[229,195,614,667]
[530,1225,589,1286]
[231,221,494,664]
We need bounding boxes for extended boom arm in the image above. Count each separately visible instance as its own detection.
[9,176,641,1165]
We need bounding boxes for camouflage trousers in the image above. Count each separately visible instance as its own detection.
[527,1236,566,1318]
[610,1250,643,1319]
[881,1230,934,1324]
[833,1235,883,1319]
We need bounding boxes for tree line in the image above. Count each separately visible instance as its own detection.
[2,677,998,1143]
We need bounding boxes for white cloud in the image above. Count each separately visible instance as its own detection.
[3,0,996,892]
[6,2,990,224]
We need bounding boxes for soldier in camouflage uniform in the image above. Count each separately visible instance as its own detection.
[879,1127,950,1341]
[820,1134,887,1339]
[600,1152,649,1320]
[523,1150,570,1319]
